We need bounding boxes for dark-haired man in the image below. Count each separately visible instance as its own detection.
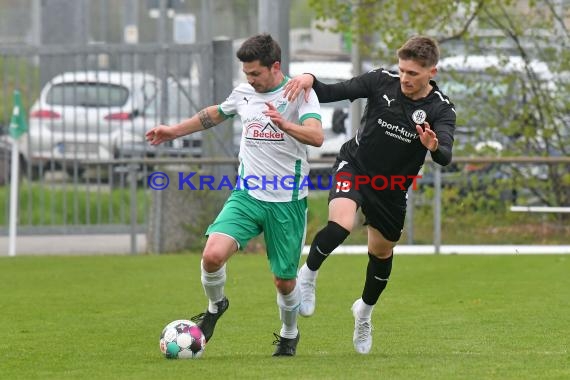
[147,33,323,356]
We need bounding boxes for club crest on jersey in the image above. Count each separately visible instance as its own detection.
[273,100,288,113]
[412,109,427,125]
[245,122,285,141]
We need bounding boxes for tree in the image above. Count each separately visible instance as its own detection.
[308,0,570,209]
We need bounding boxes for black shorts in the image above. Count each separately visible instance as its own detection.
[328,159,407,242]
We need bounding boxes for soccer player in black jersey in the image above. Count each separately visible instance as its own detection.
[283,36,456,354]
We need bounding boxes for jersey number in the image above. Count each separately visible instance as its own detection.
[335,181,352,193]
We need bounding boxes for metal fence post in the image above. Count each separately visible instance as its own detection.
[151,0,169,254]
[433,163,442,254]
[406,188,414,245]
[258,0,290,74]
[209,37,235,179]
[129,162,138,255]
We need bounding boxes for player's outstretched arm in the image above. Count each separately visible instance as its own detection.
[146,105,226,145]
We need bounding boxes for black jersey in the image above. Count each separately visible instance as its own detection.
[312,68,456,193]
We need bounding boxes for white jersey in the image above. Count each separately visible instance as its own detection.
[219,77,321,202]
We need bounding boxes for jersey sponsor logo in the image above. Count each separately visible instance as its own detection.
[412,109,427,124]
[376,117,418,143]
[245,122,285,141]
[382,94,395,107]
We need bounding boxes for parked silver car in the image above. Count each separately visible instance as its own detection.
[21,71,202,178]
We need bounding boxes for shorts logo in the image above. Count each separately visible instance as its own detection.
[412,109,427,125]
[245,122,285,141]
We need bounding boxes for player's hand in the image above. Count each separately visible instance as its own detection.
[145,125,176,145]
[283,74,314,102]
[416,122,439,152]
[263,102,289,131]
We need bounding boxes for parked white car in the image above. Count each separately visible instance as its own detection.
[22,71,202,178]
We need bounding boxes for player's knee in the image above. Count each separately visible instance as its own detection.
[368,248,393,260]
[202,248,228,271]
[329,198,358,231]
[331,218,354,233]
[202,234,236,271]
[274,277,295,294]
[368,228,396,259]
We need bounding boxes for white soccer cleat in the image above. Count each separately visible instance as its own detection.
[351,299,373,354]
[297,264,317,317]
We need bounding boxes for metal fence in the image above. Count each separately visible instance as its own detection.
[1,42,569,254]
[0,40,237,240]
[2,148,570,254]
[406,156,570,253]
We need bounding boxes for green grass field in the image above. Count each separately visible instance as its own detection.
[1,254,569,380]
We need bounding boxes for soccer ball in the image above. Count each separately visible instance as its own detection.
[159,319,206,359]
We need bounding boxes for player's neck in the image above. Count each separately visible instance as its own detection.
[265,72,286,92]
[272,72,285,88]
[409,83,432,101]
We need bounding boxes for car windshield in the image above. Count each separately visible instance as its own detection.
[46,82,130,107]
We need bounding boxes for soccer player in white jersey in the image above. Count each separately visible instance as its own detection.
[146,34,323,356]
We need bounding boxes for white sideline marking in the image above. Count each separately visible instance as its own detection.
[510,206,570,213]
[302,245,570,255]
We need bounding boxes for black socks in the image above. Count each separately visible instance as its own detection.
[306,221,350,271]
[361,252,393,306]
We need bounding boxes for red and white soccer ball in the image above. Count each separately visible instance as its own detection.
[159,319,206,359]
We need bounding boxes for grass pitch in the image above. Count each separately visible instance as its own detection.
[1,254,569,380]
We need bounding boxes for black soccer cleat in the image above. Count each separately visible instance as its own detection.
[272,332,300,357]
[191,297,229,342]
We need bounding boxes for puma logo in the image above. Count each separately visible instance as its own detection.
[243,97,250,104]
[337,160,348,171]
[383,94,395,107]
